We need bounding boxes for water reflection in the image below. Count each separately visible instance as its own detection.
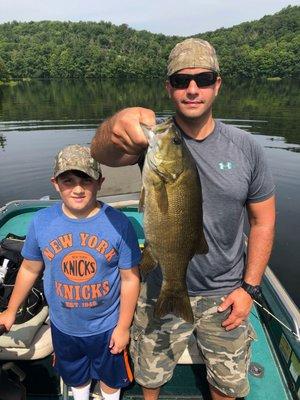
[0,133,6,149]
[0,78,299,146]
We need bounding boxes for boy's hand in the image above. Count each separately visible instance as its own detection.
[109,107,155,155]
[109,326,130,354]
[0,309,17,332]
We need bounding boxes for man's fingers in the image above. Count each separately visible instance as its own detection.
[111,129,141,154]
[221,314,235,327]
[111,110,151,153]
[138,108,156,129]
[224,322,242,331]
[218,296,233,312]
[222,313,244,329]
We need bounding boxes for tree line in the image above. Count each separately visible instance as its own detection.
[0,5,299,81]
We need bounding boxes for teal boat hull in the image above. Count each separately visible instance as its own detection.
[0,199,299,400]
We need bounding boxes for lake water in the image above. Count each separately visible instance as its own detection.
[0,79,299,307]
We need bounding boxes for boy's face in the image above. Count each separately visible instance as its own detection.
[51,171,104,218]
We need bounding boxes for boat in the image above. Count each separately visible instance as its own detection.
[0,196,299,400]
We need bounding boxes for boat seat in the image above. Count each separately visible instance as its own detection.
[177,333,204,364]
[0,307,53,360]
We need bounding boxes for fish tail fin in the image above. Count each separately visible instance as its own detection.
[154,290,194,323]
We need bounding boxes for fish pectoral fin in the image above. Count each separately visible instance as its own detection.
[139,186,146,212]
[140,244,158,274]
[154,182,168,213]
[154,287,194,323]
[195,234,209,255]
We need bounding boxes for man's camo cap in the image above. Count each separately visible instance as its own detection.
[53,144,102,180]
[167,38,220,76]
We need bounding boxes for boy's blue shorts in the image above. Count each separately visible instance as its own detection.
[51,323,133,388]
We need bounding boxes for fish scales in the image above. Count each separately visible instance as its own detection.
[140,118,208,323]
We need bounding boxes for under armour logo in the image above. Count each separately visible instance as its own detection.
[219,161,234,170]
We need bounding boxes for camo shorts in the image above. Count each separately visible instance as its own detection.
[130,280,257,398]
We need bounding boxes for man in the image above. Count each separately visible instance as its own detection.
[90,38,276,400]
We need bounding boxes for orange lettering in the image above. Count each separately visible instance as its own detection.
[105,248,116,262]
[55,281,63,297]
[80,232,89,246]
[50,240,62,254]
[87,235,98,249]
[96,240,109,254]
[82,285,90,300]
[58,234,73,248]
[91,284,102,298]
[74,285,81,300]
[102,280,110,295]
[43,247,54,261]
[63,285,74,300]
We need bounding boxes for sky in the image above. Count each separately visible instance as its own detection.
[0,0,298,36]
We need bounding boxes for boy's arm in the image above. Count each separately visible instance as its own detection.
[0,259,44,331]
[109,266,140,354]
[90,107,154,166]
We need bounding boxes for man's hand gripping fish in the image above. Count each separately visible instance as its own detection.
[140,119,208,323]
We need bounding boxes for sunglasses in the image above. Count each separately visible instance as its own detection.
[169,71,218,89]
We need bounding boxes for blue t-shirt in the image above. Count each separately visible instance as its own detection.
[22,202,141,336]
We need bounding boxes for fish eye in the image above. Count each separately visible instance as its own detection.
[172,137,181,145]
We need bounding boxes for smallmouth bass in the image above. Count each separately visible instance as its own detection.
[140,118,208,323]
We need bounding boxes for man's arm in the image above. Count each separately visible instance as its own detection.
[243,195,276,285]
[90,107,155,166]
[219,195,276,330]
[109,266,140,354]
[0,259,44,331]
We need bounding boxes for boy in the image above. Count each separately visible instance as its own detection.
[0,144,141,400]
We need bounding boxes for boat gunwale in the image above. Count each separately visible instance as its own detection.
[263,266,300,342]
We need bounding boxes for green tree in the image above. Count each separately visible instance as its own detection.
[0,57,10,81]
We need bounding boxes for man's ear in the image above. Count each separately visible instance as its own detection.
[165,80,171,98]
[214,77,222,97]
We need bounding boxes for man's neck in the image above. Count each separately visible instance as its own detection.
[174,113,215,140]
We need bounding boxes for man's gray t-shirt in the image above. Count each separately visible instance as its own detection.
[180,119,275,296]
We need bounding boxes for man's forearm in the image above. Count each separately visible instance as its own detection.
[244,224,275,285]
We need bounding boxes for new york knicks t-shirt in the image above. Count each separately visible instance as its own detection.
[22,202,141,336]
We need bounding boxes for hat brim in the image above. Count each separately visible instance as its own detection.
[54,167,100,180]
